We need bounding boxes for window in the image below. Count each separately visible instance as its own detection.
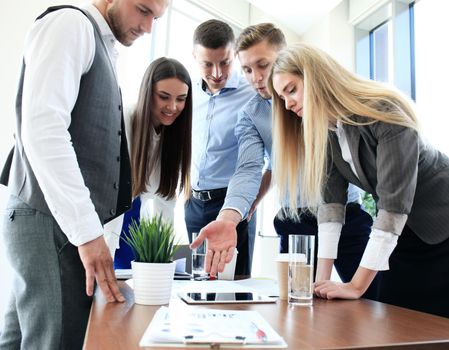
[370,20,392,83]
[356,0,449,155]
[413,0,449,154]
[355,1,413,97]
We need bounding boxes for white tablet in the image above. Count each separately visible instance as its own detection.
[178,292,277,304]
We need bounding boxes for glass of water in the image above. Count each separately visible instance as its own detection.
[191,232,208,279]
[288,234,315,306]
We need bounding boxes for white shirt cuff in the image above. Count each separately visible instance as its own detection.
[360,228,398,271]
[317,222,342,259]
[219,206,244,221]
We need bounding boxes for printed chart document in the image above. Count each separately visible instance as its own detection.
[140,306,287,348]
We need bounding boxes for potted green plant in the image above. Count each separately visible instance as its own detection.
[124,214,179,305]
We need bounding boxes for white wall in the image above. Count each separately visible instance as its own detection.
[248,6,301,44]
[349,0,389,25]
[190,0,250,29]
[190,0,302,45]
[301,0,355,70]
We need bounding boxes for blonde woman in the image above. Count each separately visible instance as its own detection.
[269,43,449,318]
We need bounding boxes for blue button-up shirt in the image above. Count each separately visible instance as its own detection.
[223,93,361,218]
[191,70,255,191]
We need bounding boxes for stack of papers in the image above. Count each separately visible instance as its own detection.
[140,306,287,348]
[114,269,132,280]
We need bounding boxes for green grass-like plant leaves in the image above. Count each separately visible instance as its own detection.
[123,214,180,263]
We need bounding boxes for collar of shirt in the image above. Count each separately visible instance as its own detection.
[334,120,362,197]
[196,69,242,96]
[83,4,119,67]
[191,70,255,190]
[330,119,340,132]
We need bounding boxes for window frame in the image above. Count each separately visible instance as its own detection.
[355,0,415,99]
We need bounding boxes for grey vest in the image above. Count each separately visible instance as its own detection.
[8,6,131,225]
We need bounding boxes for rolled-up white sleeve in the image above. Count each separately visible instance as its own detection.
[360,228,398,271]
[317,222,342,259]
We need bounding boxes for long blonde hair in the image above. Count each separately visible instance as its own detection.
[268,43,419,215]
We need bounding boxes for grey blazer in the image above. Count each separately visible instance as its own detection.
[318,115,449,244]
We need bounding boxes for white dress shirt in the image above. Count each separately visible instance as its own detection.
[21,4,119,246]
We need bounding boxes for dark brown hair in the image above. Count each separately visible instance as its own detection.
[193,19,234,49]
[131,57,192,200]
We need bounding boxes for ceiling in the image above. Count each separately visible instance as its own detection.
[247,0,344,36]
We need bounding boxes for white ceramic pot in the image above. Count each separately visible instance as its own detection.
[131,260,176,305]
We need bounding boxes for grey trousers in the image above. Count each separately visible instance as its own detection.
[0,195,92,349]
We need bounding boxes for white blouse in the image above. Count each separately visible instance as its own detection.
[127,114,176,223]
[104,108,176,255]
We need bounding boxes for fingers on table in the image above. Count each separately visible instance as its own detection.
[93,260,125,303]
[85,265,95,297]
[210,250,223,277]
[103,260,125,302]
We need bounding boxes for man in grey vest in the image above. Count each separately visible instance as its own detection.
[0,1,168,349]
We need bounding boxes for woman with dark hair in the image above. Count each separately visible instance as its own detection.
[129,57,192,216]
[109,57,192,266]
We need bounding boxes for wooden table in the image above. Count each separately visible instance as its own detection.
[84,281,449,349]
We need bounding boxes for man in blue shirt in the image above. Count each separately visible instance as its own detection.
[185,19,255,276]
[194,23,378,299]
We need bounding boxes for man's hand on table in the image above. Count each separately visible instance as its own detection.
[78,235,125,303]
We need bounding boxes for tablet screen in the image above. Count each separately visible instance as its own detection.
[179,292,276,304]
